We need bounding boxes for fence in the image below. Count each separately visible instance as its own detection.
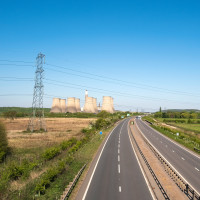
[60,164,87,200]
[129,126,170,199]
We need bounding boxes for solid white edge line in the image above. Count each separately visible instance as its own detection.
[118,155,120,162]
[82,119,127,200]
[127,120,156,200]
[135,119,200,196]
[119,186,121,192]
[140,119,200,160]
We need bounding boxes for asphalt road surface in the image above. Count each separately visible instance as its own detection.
[79,118,153,200]
[135,118,200,194]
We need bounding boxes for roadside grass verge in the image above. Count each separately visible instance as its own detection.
[151,125,200,154]
[142,116,200,154]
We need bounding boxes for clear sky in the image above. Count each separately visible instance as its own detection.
[0,0,200,112]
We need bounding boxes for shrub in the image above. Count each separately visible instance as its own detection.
[42,147,61,160]
[0,121,8,162]
[60,138,77,150]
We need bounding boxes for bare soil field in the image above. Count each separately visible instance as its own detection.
[1,118,96,149]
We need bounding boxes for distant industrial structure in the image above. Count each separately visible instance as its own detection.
[50,90,115,114]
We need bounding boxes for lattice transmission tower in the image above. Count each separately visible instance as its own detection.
[28,53,46,132]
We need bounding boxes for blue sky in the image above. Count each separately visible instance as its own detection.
[0,0,200,112]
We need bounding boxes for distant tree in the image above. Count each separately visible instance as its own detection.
[181,112,190,119]
[159,107,162,113]
[3,111,17,121]
[0,121,8,162]
[97,111,110,118]
[190,113,198,119]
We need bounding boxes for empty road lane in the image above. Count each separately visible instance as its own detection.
[77,118,154,200]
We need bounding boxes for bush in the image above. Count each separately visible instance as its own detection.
[42,147,61,160]
[0,121,8,162]
[60,138,77,150]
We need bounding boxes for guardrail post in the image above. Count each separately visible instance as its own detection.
[185,184,189,195]
[191,190,194,200]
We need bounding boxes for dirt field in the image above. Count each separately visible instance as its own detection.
[1,118,96,149]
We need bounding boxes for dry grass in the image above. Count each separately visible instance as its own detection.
[2,118,96,149]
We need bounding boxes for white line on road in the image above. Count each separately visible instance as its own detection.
[135,120,200,196]
[195,167,200,172]
[118,144,120,148]
[118,149,120,154]
[118,155,120,162]
[181,157,185,161]
[127,124,156,200]
[118,164,120,173]
[172,150,175,152]
[81,120,126,200]
[119,186,121,192]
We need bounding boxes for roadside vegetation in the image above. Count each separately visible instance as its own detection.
[0,121,9,162]
[142,110,200,154]
[0,110,131,200]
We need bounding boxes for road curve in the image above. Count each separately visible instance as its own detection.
[135,119,200,194]
[76,118,153,200]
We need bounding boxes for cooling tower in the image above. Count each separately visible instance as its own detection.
[111,97,115,113]
[93,98,98,113]
[66,97,77,113]
[60,99,66,113]
[51,98,61,113]
[101,96,114,113]
[75,98,81,112]
[84,97,95,113]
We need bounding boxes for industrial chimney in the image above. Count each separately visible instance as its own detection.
[66,97,77,113]
[60,99,66,113]
[50,98,61,113]
[75,98,81,112]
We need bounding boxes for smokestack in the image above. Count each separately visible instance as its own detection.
[51,98,61,113]
[93,98,98,113]
[85,90,88,98]
[98,103,101,112]
[66,97,77,113]
[75,98,81,112]
[60,99,66,113]
[101,96,114,113]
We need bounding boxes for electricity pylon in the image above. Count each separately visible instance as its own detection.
[28,53,46,132]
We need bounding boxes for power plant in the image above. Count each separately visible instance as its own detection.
[50,90,115,114]
[51,98,62,113]
[75,98,81,112]
[60,99,66,113]
[66,97,77,113]
[101,96,114,113]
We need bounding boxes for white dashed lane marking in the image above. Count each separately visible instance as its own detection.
[181,157,185,161]
[118,164,120,173]
[119,186,121,192]
[195,167,200,172]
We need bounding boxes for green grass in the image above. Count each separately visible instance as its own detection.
[151,125,200,154]
[7,125,113,200]
[167,123,200,134]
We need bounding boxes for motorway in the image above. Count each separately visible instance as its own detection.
[135,119,200,194]
[77,118,153,200]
